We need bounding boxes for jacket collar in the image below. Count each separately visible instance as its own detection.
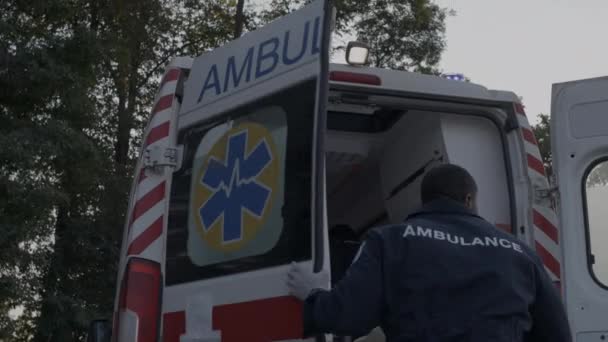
[406,198,481,220]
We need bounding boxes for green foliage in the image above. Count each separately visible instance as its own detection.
[350,0,448,71]
[532,113,552,178]
[1,1,100,339]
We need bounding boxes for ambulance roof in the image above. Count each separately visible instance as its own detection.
[329,63,520,105]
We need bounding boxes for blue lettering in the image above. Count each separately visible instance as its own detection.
[198,64,221,103]
[255,37,280,78]
[199,16,322,99]
[282,21,310,65]
[224,47,254,92]
[311,16,321,55]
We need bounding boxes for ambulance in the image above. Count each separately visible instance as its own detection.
[88,0,608,341]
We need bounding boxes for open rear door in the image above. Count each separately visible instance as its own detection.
[552,77,608,340]
[161,1,332,341]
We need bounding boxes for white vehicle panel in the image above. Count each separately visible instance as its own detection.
[551,76,608,339]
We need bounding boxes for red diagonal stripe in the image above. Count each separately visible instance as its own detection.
[514,102,526,116]
[535,241,561,279]
[533,209,559,243]
[128,215,163,255]
[145,121,170,147]
[522,127,537,145]
[152,95,173,116]
[126,169,147,230]
[131,182,165,224]
[160,68,180,88]
[527,154,545,175]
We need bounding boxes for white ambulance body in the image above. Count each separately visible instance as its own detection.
[106,1,608,341]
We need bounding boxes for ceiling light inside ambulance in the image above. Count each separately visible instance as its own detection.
[346,41,370,66]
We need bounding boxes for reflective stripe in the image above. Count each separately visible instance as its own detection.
[125,68,182,257]
[145,121,171,146]
[522,127,537,145]
[535,241,561,279]
[527,154,546,176]
[128,216,164,255]
[533,209,559,243]
[516,102,562,283]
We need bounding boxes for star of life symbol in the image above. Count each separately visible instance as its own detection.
[199,129,273,244]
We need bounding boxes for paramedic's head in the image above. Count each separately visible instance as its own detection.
[421,164,478,211]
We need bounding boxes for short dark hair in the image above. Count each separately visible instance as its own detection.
[420,164,478,204]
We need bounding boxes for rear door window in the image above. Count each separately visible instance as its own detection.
[583,159,608,287]
[166,80,316,285]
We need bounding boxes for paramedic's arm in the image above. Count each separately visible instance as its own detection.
[302,231,384,338]
[526,259,572,342]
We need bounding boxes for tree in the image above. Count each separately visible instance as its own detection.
[1,0,242,340]
[0,1,102,338]
[235,0,246,38]
[350,0,449,72]
[532,113,552,179]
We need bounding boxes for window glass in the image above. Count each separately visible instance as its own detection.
[583,160,608,286]
[166,80,316,285]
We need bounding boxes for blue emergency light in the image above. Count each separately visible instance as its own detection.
[441,73,467,81]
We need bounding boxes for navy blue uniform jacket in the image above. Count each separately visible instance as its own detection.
[303,199,571,341]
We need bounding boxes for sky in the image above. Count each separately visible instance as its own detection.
[432,0,608,124]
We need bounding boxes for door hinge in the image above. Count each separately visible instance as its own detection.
[143,145,179,172]
[534,185,559,206]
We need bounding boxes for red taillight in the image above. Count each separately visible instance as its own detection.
[329,71,382,85]
[113,258,162,342]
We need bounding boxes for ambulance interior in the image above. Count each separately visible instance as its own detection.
[324,93,512,340]
[325,92,510,341]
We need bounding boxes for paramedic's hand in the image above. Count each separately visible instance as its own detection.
[287,262,329,300]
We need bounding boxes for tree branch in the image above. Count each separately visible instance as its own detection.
[140,41,197,87]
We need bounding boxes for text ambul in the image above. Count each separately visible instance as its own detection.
[197,16,322,103]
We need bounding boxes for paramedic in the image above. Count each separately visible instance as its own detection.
[287,163,571,342]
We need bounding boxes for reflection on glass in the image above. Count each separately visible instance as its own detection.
[584,161,608,286]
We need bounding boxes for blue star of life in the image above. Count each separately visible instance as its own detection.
[199,130,272,243]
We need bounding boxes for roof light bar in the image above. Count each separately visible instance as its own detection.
[441,73,467,82]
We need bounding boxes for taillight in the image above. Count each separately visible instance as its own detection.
[329,71,382,85]
[112,258,162,342]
